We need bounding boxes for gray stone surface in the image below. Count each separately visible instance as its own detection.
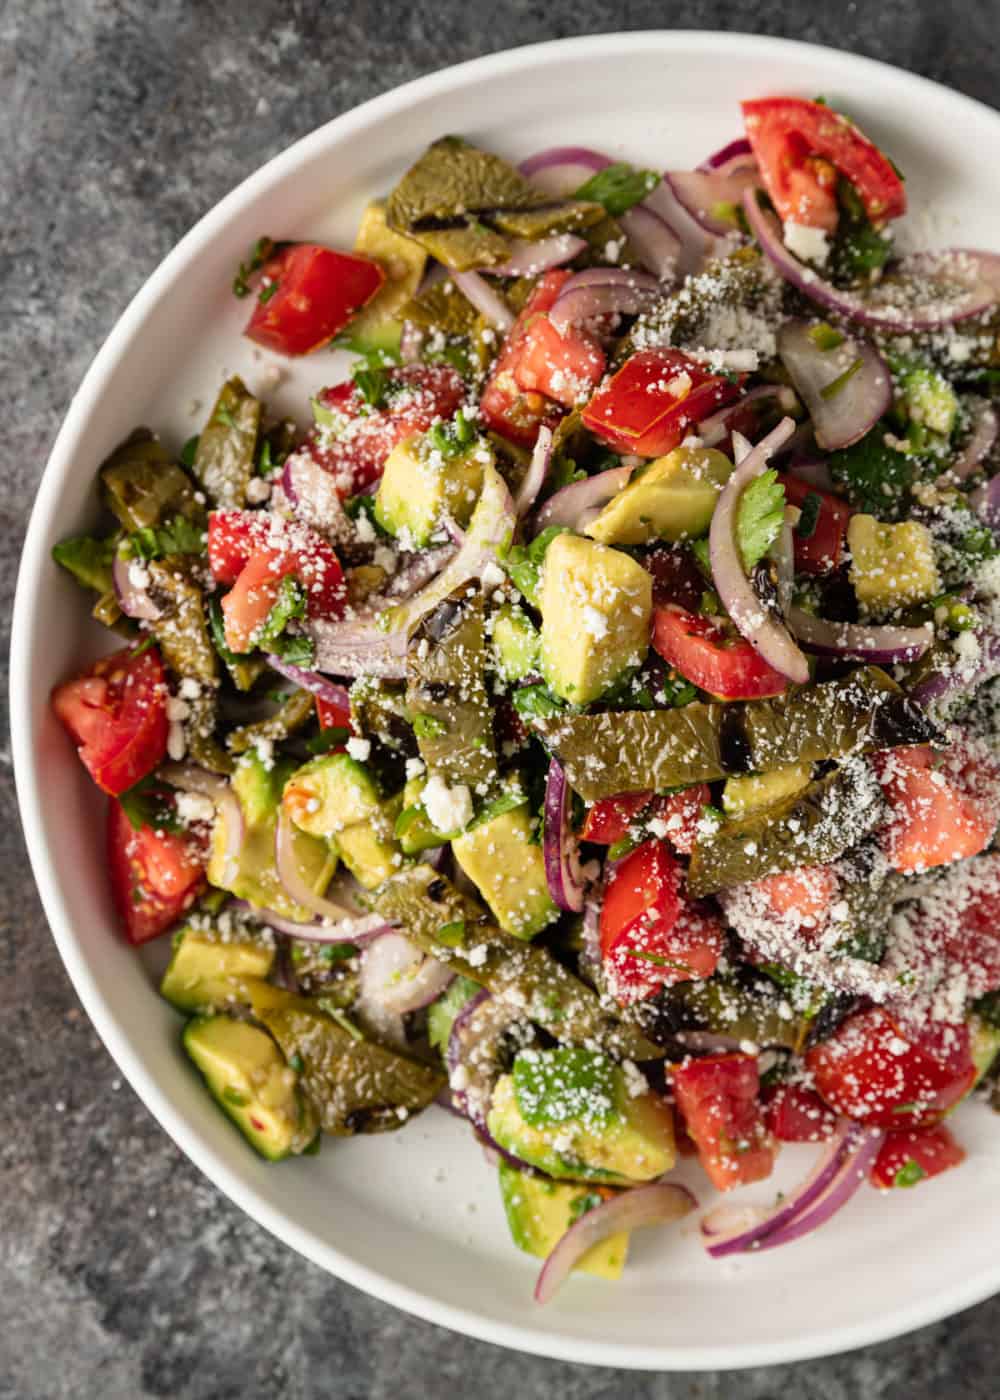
[3,2,1000,1395]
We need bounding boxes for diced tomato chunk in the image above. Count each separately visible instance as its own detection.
[582,349,742,458]
[582,791,652,845]
[652,604,788,700]
[869,1123,966,1190]
[52,646,169,796]
[207,510,274,585]
[779,474,852,575]
[316,691,353,733]
[872,744,996,874]
[244,243,384,356]
[108,798,206,944]
[742,97,906,230]
[220,524,346,654]
[805,1007,976,1129]
[761,1082,838,1143]
[751,865,838,939]
[672,1052,776,1191]
[600,840,723,1002]
[479,271,572,446]
[656,784,711,856]
[308,364,466,495]
[512,313,605,408]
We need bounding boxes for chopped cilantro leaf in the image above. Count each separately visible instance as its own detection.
[305,726,349,755]
[232,236,276,298]
[795,492,822,540]
[503,525,569,606]
[425,408,476,459]
[427,975,480,1053]
[352,363,391,408]
[893,1159,926,1188]
[512,684,565,721]
[256,575,306,652]
[573,162,660,217]
[568,1191,604,1225]
[126,516,206,562]
[736,469,786,571]
[119,774,183,834]
[827,425,915,517]
[180,435,200,468]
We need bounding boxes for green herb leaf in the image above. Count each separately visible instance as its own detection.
[118,774,183,834]
[425,408,476,460]
[736,469,786,571]
[503,525,569,606]
[258,280,280,305]
[828,426,915,517]
[256,575,306,651]
[795,492,822,540]
[427,974,481,1054]
[267,630,316,666]
[893,1159,927,1188]
[512,683,566,721]
[573,162,660,217]
[305,726,349,755]
[568,1191,604,1225]
[232,236,276,298]
[180,435,200,468]
[52,534,117,593]
[352,363,391,408]
[126,515,206,562]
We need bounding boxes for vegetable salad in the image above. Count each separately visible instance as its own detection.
[51,97,1000,1299]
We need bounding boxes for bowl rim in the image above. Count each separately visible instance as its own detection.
[11,29,1000,1370]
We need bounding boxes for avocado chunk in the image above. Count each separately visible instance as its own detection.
[335,793,404,889]
[251,989,444,1135]
[969,1015,1000,1087]
[847,515,940,614]
[539,533,653,704]
[283,752,382,837]
[487,1047,675,1185]
[182,1015,318,1160]
[491,603,540,682]
[345,200,428,356]
[585,447,735,547]
[374,432,489,547]
[722,762,813,819]
[498,1163,628,1280]
[895,362,959,438]
[452,802,556,939]
[208,752,338,921]
[160,920,275,1014]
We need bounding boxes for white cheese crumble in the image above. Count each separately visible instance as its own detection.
[783,221,831,266]
[421,774,473,833]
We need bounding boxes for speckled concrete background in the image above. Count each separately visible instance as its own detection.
[4,3,1000,1395]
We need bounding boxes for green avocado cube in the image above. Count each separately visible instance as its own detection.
[183,1015,318,1160]
[585,447,734,547]
[487,1048,676,1185]
[374,433,489,547]
[498,1162,628,1280]
[451,803,557,939]
[160,923,275,1014]
[345,200,428,354]
[538,533,652,704]
[847,514,939,613]
[491,603,540,683]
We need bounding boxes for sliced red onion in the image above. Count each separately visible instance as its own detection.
[274,807,366,923]
[264,657,351,709]
[451,270,514,331]
[617,205,682,282]
[159,762,243,889]
[773,508,796,617]
[777,320,891,452]
[665,167,759,236]
[972,474,1000,534]
[485,233,588,277]
[787,607,933,664]
[543,759,586,913]
[230,899,391,945]
[948,400,998,482]
[514,424,553,518]
[535,1183,697,1305]
[309,615,409,679]
[360,932,453,1015]
[531,464,633,536]
[112,552,162,622]
[699,137,754,173]
[519,146,611,196]
[911,630,1000,708]
[674,1029,746,1054]
[696,384,798,449]
[708,417,809,683]
[282,452,352,537]
[446,988,492,1124]
[548,268,662,336]
[751,1126,884,1252]
[702,1119,878,1257]
[744,190,997,332]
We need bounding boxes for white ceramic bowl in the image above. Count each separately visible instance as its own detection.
[12,31,1000,1370]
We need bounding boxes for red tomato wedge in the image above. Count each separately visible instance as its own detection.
[581,349,742,457]
[52,646,169,796]
[582,791,653,845]
[316,691,353,734]
[652,604,788,700]
[108,799,206,944]
[672,1052,776,1191]
[869,1123,966,1190]
[308,364,466,495]
[599,840,723,1001]
[656,785,712,855]
[805,1007,976,1129]
[480,270,572,446]
[761,1082,838,1143]
[511,312,605,408]
[871,744,996,874]
[779,474,852,575]
[742,97,906,230]
[751,865,838,938]
[244,243,384,356]
[207,510,274,585]
[219,523,346,654]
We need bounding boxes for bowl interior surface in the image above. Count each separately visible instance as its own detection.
[12,31,1000,1370]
